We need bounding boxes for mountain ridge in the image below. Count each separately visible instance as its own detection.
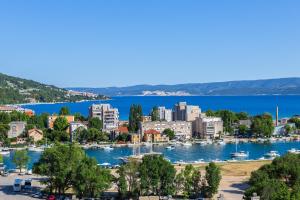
[0,73,106,104]
[67,77,300,96]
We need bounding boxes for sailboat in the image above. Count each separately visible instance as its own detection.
[120,135,161,163]
[230,138,249,158]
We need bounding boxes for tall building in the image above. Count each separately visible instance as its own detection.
[89,104,119,131]
[173,102,201,121]
[158,106,173,122]
[193,116,223,139]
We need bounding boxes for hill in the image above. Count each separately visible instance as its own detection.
[68,78,300,96]
[0,73,106,104]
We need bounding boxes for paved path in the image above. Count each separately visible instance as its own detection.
[218,176,249,200]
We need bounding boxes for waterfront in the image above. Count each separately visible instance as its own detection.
[22,95,300,119]
[3,141,300,170]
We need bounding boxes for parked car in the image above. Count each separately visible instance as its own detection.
[47,195,56,200]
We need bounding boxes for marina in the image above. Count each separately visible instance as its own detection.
[2,140,300,170]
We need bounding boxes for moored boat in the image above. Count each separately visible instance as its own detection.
[264,151,280,158]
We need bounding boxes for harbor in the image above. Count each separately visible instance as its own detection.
[2,140,300,170]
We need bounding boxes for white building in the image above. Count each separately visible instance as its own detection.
[7,121,27,138]
[158,107,173,122]
[69,122,87,141]
[193,116,223,139]
[139,121,192,139]
[89,104,119,131]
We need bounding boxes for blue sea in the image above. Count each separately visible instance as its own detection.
[22,96,300,120]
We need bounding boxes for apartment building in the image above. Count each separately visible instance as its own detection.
[193,116,223,139]
[173,102,201,122]
[139,121,192,139]
[69,122,87,141]
[47,115,75,129]
[158,106,172,122]
[89,104,119,131]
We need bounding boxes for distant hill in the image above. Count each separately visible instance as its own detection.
[0,73,106,104]
[68,78,300,96]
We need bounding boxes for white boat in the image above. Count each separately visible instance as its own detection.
[28,146,44,152]
[216,140,225,145]
[181,142,192,147]
[103,146,114,151]
[98,162,111,167]
[258,157,266,160]
[193,159,205,164]
[264,151,280,158]
[165,145,175,150]
[230,138,249,158]
[231,151,249,158]
[0,148,10,156]
[288,148,300,154]
[174,160,186,165]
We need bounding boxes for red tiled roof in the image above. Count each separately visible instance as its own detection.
[118,126,129,134]
[144,129,160,135]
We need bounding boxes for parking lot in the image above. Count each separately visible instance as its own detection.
[0,173,45,200]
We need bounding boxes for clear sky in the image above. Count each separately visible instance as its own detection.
[0,0,299,87]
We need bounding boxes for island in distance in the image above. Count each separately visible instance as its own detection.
[68,77,300,96]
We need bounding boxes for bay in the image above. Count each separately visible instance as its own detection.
[22,95,300,120]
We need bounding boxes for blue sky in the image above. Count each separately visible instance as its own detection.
[0,0,299,87]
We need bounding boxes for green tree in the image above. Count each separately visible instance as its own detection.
[285,124,293,135]
[205,110,216,117]
[251,114,274,137]
[13,150,30,173]
[53,117,69,131]
[261,179,290,200]
[128,104,143,132]
[236,112,249,120]
[74,112,86,121]
[0,154,3,164]
[238,124,249,135]
[73,156,112,198]
[59,106,70,115]
[150,106,160,121]
[139,155,176,196]
[0,112,11,124]
[288,117,300,129]
[0,124,9,142]
[33,143,85,195]
[88,117,102,130]
[163,128,175,140]
[180,164,202,198]
[205,162,221,198]
[117,159,140,198]
[215,110,237,134]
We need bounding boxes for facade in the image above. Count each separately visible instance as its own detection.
[8,121,27,138]
[158,107,173,122]
[47,115,75,129]
[69,122,87,141]
[140,121,192,139]
[238,119,252,128]
[28,128,43,142]
[130,133,140,144]
[172,102,201,122]
[89,104,119,131]
[143,129,169,143]
[142,116,152,122]
[193,116,223,139]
